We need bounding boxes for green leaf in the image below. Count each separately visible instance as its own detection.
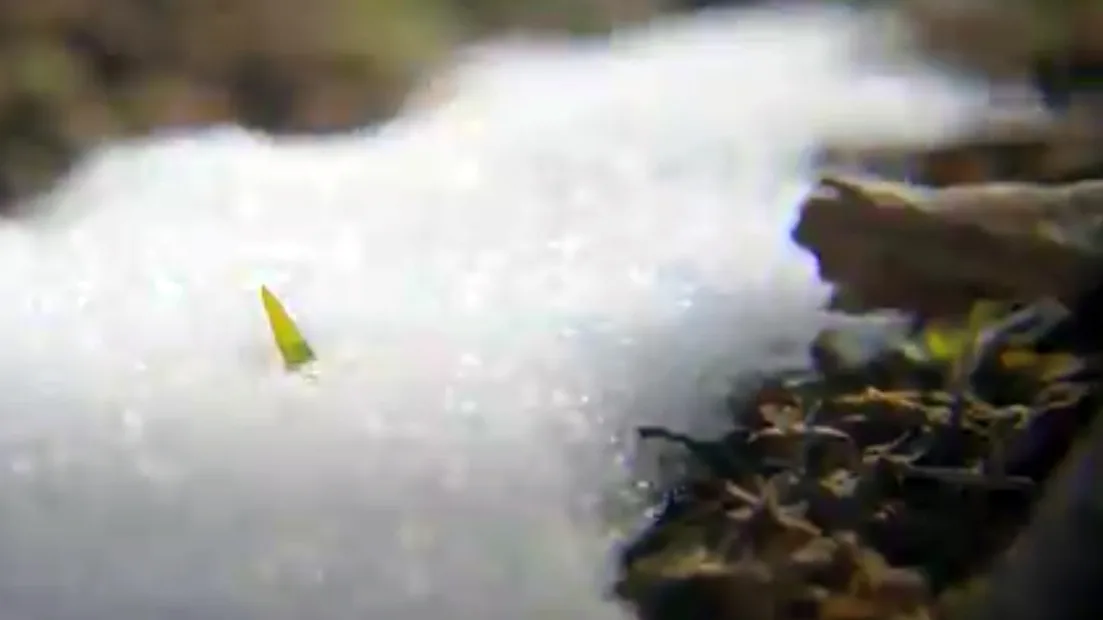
[261,286,316,371]
[907,301,1010,365]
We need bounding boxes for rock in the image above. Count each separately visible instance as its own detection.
[791,174,1103,317]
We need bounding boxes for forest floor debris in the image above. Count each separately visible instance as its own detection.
[612,305,1100,619]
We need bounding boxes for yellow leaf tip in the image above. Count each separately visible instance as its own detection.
[260,285,316,371]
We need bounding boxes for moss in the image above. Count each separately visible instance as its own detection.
[614,303,1102,620]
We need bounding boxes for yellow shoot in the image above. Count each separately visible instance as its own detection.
[260,286,316,371]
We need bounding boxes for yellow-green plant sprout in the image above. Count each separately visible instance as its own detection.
[900,301,1011,367]
[999,348,1084,382]
[261,285,316,371]
[948,301,1007,383]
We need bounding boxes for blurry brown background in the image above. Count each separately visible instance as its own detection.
[0,0,1098,209]
[0,0,666,206]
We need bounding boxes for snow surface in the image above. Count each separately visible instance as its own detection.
[0,7,991,620]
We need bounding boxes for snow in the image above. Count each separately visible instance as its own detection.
[0,7,988,619]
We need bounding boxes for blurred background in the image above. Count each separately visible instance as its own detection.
[0,0,1098,209]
